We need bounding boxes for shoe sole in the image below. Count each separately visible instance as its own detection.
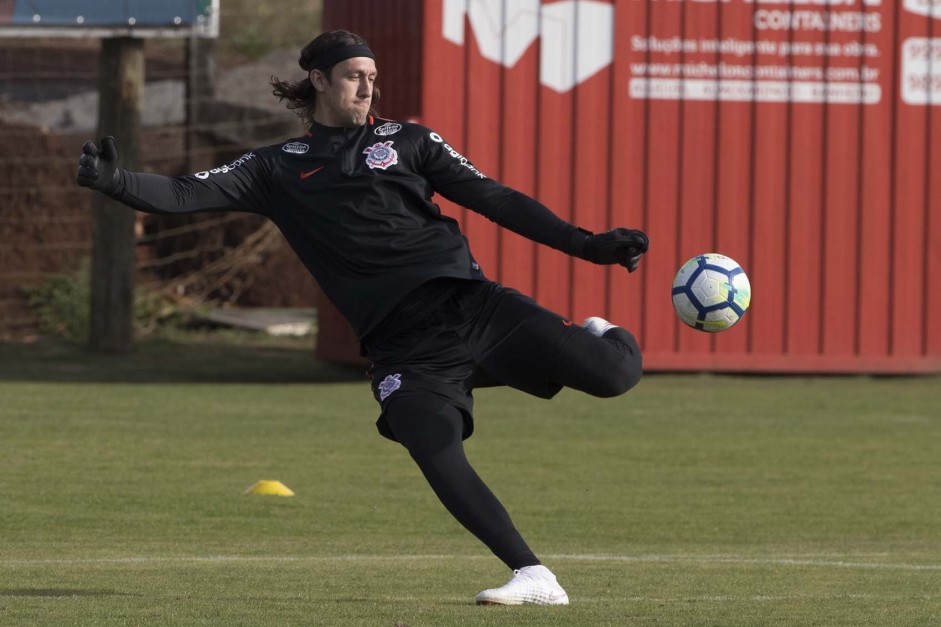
[475,598,569,606]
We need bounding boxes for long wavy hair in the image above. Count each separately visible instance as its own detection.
[270,30,381,127]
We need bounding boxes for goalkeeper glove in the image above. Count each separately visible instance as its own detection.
[573,227,649,273]
[76,136,120,193]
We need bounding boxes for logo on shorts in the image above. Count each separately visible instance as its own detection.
[378,373,402,401]
[282,142,309,154]
[374,122,402,136]
[363,141,399,170]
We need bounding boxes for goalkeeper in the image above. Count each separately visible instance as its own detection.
[77,29,647,606]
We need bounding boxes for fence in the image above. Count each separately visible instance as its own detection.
[0,2,324,339]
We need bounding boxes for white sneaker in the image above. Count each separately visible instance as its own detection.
[582,316,618,338]
[475,565,570,605]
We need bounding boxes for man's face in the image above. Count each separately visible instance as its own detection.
[311,56,377,127]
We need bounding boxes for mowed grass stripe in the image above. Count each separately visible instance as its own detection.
[4,553,941,571]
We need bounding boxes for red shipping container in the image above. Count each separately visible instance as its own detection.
[320,0,940,374]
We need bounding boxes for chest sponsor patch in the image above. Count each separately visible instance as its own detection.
[378,373,402,401]
[363,141,399,170]
[282,142,309,154]
[374,122,402,136]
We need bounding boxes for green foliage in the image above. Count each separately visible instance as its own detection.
[132,284,188,337]
[22,259,187,343]
[22,259,92,343]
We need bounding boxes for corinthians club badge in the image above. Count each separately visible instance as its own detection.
[363,141,399,170]
[378,373,402,401]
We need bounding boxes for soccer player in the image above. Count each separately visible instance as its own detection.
[77,29,648,606]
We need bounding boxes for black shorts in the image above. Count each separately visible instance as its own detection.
[364,280,582,442]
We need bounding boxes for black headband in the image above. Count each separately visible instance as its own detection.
[307,44,375,72]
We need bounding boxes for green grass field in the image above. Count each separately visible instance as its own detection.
[1,339,940,625]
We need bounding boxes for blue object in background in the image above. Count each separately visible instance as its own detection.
[4,0,212,27]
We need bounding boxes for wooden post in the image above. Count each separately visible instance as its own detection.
[88,37,143,353]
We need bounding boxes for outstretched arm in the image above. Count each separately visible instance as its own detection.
[416,129,648,272]
[439,179,648,272]
[77,136,270,216]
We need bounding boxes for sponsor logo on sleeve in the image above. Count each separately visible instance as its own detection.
[363,141,399,170]
[429,132,487,179]
[378,373,402,401]
[194,152,257,179]
[282,142,310,154]
[374,122,403,136]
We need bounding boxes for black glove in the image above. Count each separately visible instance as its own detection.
[76,136,120,193]
[576,227,649,272]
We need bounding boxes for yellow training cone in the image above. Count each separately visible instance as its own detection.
[244,480,295,496]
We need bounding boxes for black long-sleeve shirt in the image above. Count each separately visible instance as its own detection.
[109,116,581,338]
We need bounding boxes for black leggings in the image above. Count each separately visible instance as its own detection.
[383,326,641,570]
[385,394,540,569]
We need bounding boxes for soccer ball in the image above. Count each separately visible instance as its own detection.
[671,254,751,332]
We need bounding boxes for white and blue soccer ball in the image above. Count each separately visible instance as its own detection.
[671,254,751,332]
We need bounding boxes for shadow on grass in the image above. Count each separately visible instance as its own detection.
[0,338,367,384]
